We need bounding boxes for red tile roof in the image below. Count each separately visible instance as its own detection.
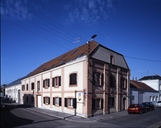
[130,80,157,91]
[27,41,98,77]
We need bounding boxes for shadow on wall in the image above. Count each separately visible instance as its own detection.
[23,94,34,106]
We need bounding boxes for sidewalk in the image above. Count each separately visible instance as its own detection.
[26,107,128,123]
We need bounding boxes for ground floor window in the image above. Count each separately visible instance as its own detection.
[108,97,115,108]
[92,98,103,110]
[65,98,76,108]
[43,97,50,105]
[53,97,61,106]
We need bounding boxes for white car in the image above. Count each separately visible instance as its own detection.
[156,101,161,107]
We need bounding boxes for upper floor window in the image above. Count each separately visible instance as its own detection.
[43,79,50,89]
[110,55,114,64]
[110,74,116,87]
[22,85,25,91]
[26,84,28,91]
[93,72,104,86]
[160,84,161,90]
[37,81,40,91]
[69,73,77,85]
[121,77,127,89]
[52,76,61,87]
[31,83,34,90]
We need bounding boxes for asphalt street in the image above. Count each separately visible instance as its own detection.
[1,103,161,128]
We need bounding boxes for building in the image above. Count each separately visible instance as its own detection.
[130,80,159,104]
[20,41,130,118]
[5,77,25,103]
[138,75,161,101]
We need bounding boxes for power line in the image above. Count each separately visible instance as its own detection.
[5,19,70,50]
[124,56,161,62]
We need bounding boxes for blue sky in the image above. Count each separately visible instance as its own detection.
[1,0,161,85]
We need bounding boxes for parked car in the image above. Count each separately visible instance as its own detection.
[128,104,147,114]
[156,101,161,108]
[142,102,155,111]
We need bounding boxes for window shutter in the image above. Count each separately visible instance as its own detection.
[59,76,61,86]
[65,98,67,107]
[52,78,55,87]
[59,98,61,106]
[93,73,95,85]
[75,74,77,84]
[53,97,55,105]
[73,98,77,109]
[48,79,50,87]
[101,73,104,86]
[92,99,95,110]
[43,80,45,88]
[48,97,50,104]
[43,97,45,104]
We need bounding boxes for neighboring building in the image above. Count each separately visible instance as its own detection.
[20,41,130,118]
[0,84,6,98]
[130,80,159,105]
[5,77,25,103]
[138,75,161,101]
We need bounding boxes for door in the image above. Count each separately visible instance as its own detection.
[37,95,42,108]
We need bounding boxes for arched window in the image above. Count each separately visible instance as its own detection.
[153,96,155,101]
[149,96,152,101]
[156,96,158,102]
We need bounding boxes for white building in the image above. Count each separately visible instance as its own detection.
[130,80,159,104]
[138,75,161,101]
[5,77,25,103]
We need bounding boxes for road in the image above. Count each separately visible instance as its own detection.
[1,103,161,128]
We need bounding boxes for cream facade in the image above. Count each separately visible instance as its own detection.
[20,41,130,118]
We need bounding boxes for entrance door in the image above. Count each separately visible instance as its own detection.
[37,95,42,108]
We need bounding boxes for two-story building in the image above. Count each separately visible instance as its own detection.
[21,41,130,118]
[138,75,161,101]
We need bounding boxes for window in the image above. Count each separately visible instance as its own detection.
[31,83,34,90]
[64,98,76,108]
[26,96,28,103]
[43,79,50,88]
[26,84,28,91]
[121,78,127,89]
[43,97,50,105]
[110,74,116,87]
[53,97,61,106]
[108,97,115,108]
[31,96,34,103]
[69,73,77,85]
[37,81,40,91]
[150,96,152,101]
[110,55,114,64]
[92,99,103,110]
[52,76,61,87]
[93,72,104,86]
[153,96,155,101]
[22,85,25,91]
[160,85,161,90]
